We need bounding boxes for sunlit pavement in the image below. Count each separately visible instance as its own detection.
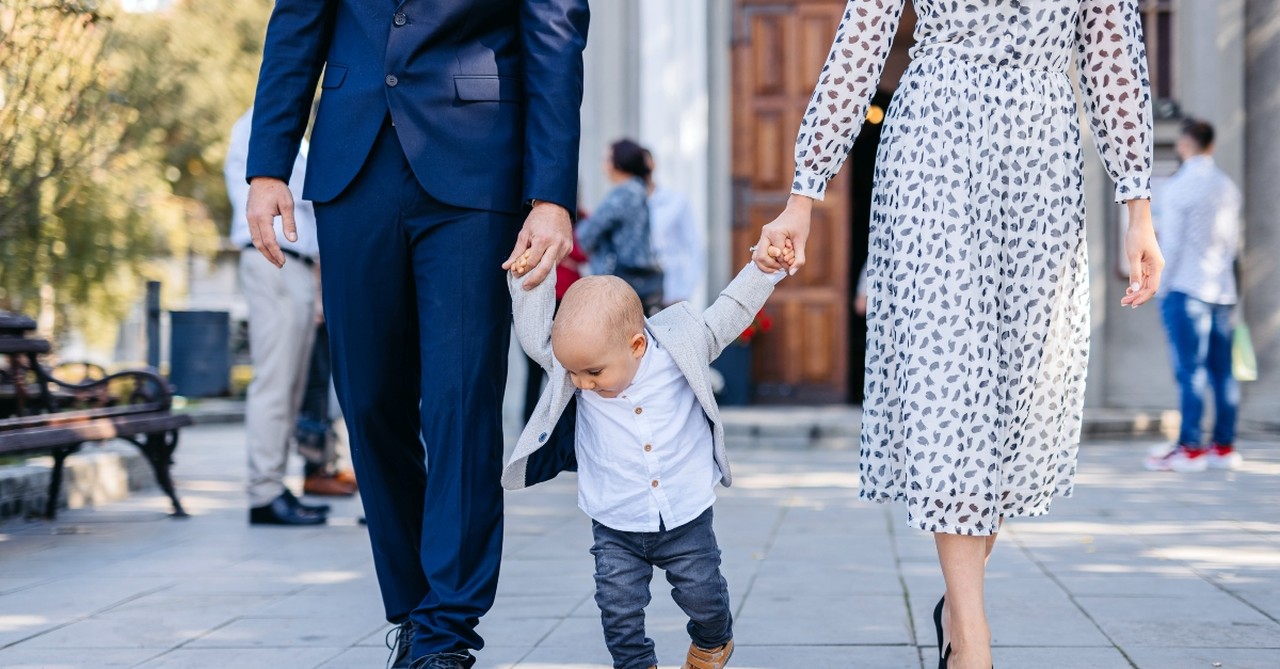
[0,423,1276,668]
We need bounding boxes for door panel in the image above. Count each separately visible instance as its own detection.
[732,0,850,403]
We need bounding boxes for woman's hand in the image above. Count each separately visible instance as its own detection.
[753,195,814,274]
[1121,199,1163,308]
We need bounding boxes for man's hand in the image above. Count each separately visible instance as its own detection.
[246,177,297,268]
[753,195,813,275]
[503,201,573,288]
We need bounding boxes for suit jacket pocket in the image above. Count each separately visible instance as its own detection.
[321,64,348,89]
[454,75,523,102]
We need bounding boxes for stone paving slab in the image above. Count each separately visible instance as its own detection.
[0,424,1276,668]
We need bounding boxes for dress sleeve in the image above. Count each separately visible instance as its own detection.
[1076,0,1154,203]
[792,0,907,201]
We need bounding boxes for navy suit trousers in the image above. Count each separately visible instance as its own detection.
[314,118,517,659]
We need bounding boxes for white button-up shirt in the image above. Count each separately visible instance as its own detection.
[1153,155,1241,305]
[224,108,320,260]
[575,330,718,533]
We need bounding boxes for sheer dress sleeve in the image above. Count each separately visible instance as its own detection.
[1076,0,1154,203]
[792,0,907,200]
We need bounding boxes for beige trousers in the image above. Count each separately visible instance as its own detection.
[240,251,317,507]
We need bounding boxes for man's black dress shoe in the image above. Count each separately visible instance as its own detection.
[282,488,331,514]
[409,653,471,669]
[386,621,414,668]
[249,493,327,525]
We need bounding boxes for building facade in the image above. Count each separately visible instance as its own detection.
[581,0,1278,425]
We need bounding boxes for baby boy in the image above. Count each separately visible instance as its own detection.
[502,251,788,669]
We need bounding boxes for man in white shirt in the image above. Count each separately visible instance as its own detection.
[502,249,790,669]
[1145,118,1244,473]
[644,150,706,307]
[225,108,328,525]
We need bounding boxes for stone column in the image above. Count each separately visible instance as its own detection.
[638,0,713,308]
[578,1,642,208]
[1242,0,1280,425]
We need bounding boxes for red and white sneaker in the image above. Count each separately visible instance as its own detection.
[1206,443,1243,470]
[1144,444,1210,472]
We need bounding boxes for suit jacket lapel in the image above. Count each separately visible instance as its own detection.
[649,323,718,419]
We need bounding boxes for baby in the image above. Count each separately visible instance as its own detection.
[502,249,788,669]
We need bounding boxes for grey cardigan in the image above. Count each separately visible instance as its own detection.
[502,264,779,491]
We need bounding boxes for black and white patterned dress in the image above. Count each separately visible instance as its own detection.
[792,0,1153,535]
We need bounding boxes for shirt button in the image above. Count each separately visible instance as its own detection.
[393,12,407,26]
[634,407,643,415]
[643,444,652,452]
[385,74,399,87]
[651,480,659,488]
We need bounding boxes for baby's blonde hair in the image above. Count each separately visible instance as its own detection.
[552,276,645,350]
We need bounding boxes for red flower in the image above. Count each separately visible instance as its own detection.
[735,310,772,346]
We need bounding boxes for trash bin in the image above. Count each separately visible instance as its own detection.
[169,310,231,397]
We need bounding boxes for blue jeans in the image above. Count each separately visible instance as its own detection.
[1160,291,1238,446]
[590,507,732,669]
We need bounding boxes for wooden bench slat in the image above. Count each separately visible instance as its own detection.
[0,402,170,431]
[0,339,51,354]
[0,413,194,454]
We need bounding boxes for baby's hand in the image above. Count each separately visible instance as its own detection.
[767,239,797,268]
[513,250,533,276]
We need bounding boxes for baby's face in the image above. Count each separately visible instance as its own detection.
[553,330,647,399]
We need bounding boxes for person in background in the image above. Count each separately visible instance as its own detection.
[643,149,706,308]
[579,139,665,314]
[225,107,329,526]
[1145,118,1243,472]
[295,312,358,496]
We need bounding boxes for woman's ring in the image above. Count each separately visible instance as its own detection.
[749,245,758,253]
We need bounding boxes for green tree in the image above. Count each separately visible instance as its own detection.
[0,0,272,347]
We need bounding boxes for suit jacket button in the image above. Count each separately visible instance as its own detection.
[393,12,407,26]
[538,432,548,443]
[385,74,399,87]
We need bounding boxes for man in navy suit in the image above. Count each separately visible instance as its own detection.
[241,2,589,667]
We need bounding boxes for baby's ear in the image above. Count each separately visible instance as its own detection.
[630,331,647,357]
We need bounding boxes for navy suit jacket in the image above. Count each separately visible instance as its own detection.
[246,0,589,213]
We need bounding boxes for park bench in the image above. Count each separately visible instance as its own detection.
[0,311,191,519]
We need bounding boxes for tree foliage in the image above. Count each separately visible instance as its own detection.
[0,0,272,345]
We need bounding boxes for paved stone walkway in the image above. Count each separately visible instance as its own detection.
[0,424,1276,668]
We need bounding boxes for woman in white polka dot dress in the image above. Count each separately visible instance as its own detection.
[751,2,1164,667]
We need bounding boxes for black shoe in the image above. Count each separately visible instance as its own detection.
[933,595,945,658]
[249,493,327,525]
[939,643,951,669]
[386,621,414,669]
[409,652,471,669]
[282,488,331,514]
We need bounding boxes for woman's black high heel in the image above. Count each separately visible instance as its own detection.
[935,597,994,669]
[933,596,946,658]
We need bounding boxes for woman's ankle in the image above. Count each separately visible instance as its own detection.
[946,613,990,652]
